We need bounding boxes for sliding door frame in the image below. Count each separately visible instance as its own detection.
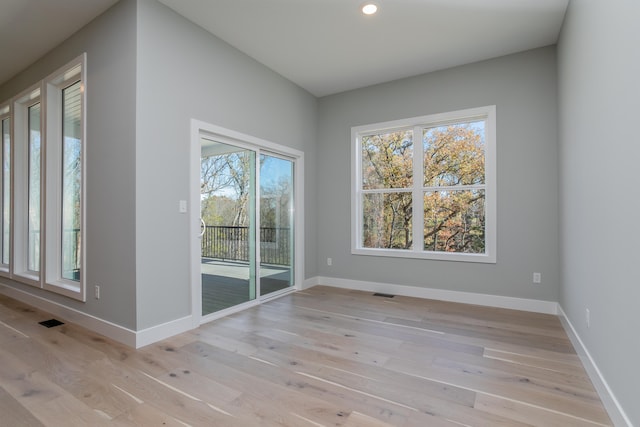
[189,119,304,326]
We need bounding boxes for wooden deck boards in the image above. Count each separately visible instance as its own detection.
[201,258,291,314]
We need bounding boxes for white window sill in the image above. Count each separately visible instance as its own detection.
[352,247,496,263]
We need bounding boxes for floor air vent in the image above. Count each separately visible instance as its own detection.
[373,293,395,298]
[39,319,64,328]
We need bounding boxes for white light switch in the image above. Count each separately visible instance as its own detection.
[179,200,187,213]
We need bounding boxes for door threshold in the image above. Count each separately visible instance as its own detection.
[199,286,296,326]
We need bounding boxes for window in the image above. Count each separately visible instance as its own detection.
[28,102,42,272]
[44,54,85,299]
[13,84,42,284]
[352,106,496,263]
[0,103,10,271]
[61,81,82,281]
[7,54,86,299]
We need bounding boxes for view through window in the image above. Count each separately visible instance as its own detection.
[352,106,496,263]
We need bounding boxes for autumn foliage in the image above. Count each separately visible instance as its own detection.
[361,121,485,253]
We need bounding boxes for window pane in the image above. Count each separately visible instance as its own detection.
[62,81,82,281]
[28,103,41,272]
[259,154,294,296]
[361,130,413,189]
[1,118,9,265]
[424,190,485,253]
[424,121,485,187]
[362,192,412,249]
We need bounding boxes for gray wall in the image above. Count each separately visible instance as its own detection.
[1,0,635,421]
[0,0,138,329]
[558,0,640,424]
[316,46,560,302]
[0,0,318,334]
[134,0,318,329]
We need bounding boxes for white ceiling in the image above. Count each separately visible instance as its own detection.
[0,0,568,97]
[158,0,569,96]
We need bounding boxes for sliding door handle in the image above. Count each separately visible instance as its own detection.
[199,218,206,237]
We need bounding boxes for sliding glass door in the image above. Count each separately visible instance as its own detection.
[199,137,295,318]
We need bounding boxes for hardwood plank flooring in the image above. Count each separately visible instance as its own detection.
[0,286,612,426]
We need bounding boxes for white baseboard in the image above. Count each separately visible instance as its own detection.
[304,276,629,425]
[0,282,137,347]
[135,315,194,348]
[0,282,197,349]
[302,277,318,290]
[558,306,632,427]
[0,276,630,424]
[305,276,559,314]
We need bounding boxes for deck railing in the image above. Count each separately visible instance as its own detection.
[201,225,291,266]
[30,226,290,274]
[28,229,81,280]
[62,229,81,279]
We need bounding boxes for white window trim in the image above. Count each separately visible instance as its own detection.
[0,102,11,276]
[12,83,44,286]
[43,53,86,301]
[190,119,305,326]
[351,105,496,263]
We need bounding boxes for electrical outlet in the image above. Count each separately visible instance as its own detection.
[327,258,332,266]
[586,308,590,328]
[95,285,100,299]
[533,272,541,283]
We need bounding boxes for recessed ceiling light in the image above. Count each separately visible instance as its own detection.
[362,3,378,15]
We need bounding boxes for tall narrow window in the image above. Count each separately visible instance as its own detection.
[45,54,85,300]
[0,105,10,270]
[61,81,82,281]
[13,84,42,285]
[28,103,41,272]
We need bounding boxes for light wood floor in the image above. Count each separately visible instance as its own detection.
[0,286,612,426]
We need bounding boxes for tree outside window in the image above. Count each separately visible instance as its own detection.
[352,106,496,263]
